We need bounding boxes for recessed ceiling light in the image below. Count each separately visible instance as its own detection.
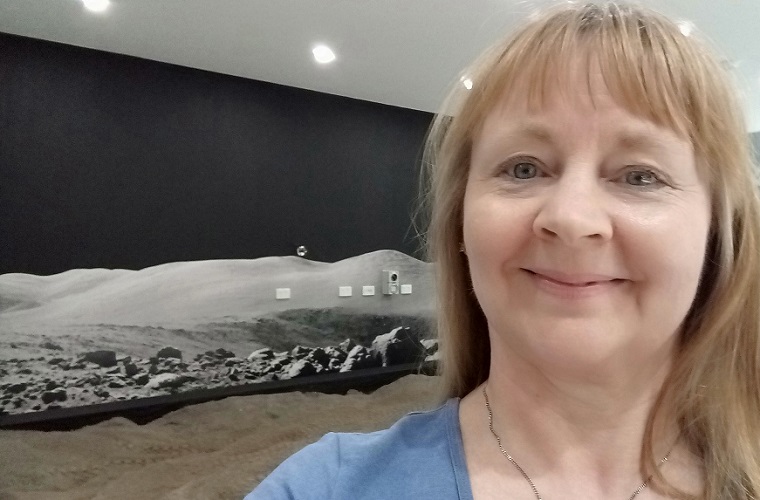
[312,45,336,64]
[678,21,694,37]
[82,0,110,12]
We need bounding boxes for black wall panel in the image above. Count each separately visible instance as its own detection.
[0,33,433,275]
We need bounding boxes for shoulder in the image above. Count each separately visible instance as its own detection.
[244,399,467,500]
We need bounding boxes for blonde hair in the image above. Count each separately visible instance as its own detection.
[421,2,760,498]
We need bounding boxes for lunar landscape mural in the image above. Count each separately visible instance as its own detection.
[0,250,436,419]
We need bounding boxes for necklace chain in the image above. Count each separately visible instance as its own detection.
[482,385,671,500]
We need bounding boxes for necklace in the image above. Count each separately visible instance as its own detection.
[482,385,671,500]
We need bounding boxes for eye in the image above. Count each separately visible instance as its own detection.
[624,169,661,187]
[508,161,539,179]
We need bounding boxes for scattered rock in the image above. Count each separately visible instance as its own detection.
[340,345,381,372]
[41,389,67,404]
[82,350,118,368]
[339,339,356,352]
[285,359,317,378]
[371,327,425,366]
[214,348,236,359]
[323,347,347,365]
[305,348,331,370]
[247,348,274,361]
[425,351,441,363]
[145,373,194,390]
[291,346,311,358]
[420,339,438,356]
[156,346,182,360]
[6,383,27,395]
[0,326,437,416]
[124,362,140,377]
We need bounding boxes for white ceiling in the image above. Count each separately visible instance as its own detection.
[1,0,759,131]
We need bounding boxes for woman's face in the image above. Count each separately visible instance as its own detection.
[462,64,712,377]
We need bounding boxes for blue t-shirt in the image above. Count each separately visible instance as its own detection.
[244,398,474,499]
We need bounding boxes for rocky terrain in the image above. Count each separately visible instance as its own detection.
[0,326,438,417]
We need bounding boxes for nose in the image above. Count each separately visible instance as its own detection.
[532,173,613,245]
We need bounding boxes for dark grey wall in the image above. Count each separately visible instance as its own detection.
[0,33,433,275]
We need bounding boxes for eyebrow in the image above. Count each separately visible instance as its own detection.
[614,131,675,153]
[506,124,553,143]
[504,123,676,153]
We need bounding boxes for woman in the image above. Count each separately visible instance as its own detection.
[247,2,760,498]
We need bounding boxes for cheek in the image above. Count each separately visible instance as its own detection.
[462,198,531,268]
[623,203,711,299]
[462,197,537,307]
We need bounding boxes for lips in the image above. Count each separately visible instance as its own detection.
[523,268,623,286]
[522,268,626,299]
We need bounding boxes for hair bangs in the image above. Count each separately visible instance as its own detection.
[470,4,694,143]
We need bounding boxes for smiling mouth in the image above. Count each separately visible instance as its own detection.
[523,269,624,287]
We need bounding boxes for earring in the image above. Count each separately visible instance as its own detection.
[459,242,466,254]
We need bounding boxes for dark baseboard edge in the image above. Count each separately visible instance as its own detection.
[0,360,438,431]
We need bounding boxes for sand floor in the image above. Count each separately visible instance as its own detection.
[0,375,442,500]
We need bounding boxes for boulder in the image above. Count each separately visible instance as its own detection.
[420,339,439,356]
[123,362,140,377]
[425,351,441,363]
[145,373,194,390]
[82,350,118,368]
[323,346,347,364]
[6,383,27,395]
[340,345,381,372]
[291,346,311,359]
[247,348,275,361]
[41,389,67,404]
[284,359,317,379]
[214,348,236,359]
[339,339,357,353]
[305,347,331,370]
[371,327,425,366]
[156,346,182,360]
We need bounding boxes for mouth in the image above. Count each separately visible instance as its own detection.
[523,269,625,287]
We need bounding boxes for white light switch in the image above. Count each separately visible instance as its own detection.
[276,288,291,300]
[400,284,413,295]
[338,286,353,297]
[362,285,375,296]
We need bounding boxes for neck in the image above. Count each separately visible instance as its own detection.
[466,342,680,496]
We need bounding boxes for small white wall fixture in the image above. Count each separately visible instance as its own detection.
[382,270,399,295]
[362,285,375,296]
[400,284,413,295]
[275,288,291,300]
[338,286,353,297]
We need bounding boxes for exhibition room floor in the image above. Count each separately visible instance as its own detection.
[0,375,438,499]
